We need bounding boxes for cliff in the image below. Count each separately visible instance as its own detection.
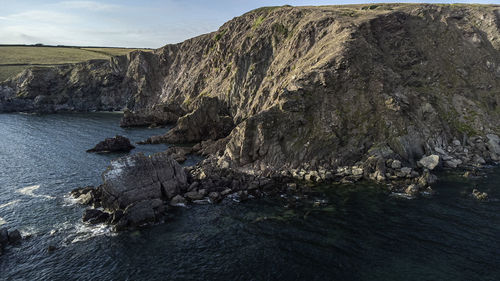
[2,4,500,186]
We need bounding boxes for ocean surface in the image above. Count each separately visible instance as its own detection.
[0,113,499,281]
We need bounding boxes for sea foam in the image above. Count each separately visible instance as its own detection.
[17,184,55,199]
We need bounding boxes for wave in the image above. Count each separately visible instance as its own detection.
[0,217,5,225]
[17,184,55,199]
[61,194,79,207]
[67,223,116,244]
[389,192,415,200]
[0,199,21,209]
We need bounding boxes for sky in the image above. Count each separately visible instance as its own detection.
[0,0,498,48]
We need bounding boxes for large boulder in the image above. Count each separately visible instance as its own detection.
[99,152,187,230]
[417,155,440,170]
[486,134,500,156]
[87,135,135,153]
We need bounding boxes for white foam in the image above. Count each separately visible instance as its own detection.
[390,192,414,200]
[69,223,116,244]
[17,184,55,199]
[0,217,6,225]
[61,194,79,207]
[0,199,21,209]
[105,157,136,180]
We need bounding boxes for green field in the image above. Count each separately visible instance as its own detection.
[0,45,152,82]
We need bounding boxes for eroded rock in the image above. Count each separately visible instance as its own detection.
[87,135,135,153]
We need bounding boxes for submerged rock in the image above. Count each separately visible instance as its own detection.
[86,135,135,153]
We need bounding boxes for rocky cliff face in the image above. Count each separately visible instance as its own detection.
[3,4,500,182]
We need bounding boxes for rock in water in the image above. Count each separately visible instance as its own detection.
[99,152,187,230]
[7,229,22,244]
[86,135,135,153]
[472,189,488,201]
[417,155,440,170]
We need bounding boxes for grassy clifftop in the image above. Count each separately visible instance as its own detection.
[0,45,152,82]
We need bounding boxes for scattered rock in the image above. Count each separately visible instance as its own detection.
[86,135,135,153]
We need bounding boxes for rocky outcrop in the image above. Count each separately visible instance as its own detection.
[72,152,187,230]
[144,97,234,144]
[86,135,135,153]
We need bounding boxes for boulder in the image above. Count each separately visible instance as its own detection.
[185,191,204,201]
[417,155,440,170]
[391,160,402,169]
[444,158,462,168]
[170,195,187,206]
[208,192,221,203]
[86,135,135,153]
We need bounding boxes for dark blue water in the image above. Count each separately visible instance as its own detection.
[0,113,499,281]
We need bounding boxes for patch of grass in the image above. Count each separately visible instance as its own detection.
[213,30,227,42]
[252,15,266,29]
[0,65,29,81]
[0,45,150,82]
[244,6,280,16]
[272,23,288,37]
[361,5,380,10]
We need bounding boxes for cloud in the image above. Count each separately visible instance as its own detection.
[59,1,120,11]
[6,10,78,24]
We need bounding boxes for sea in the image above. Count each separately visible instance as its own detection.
[0,112,499,280]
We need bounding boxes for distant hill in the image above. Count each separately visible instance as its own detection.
[0,45,153,81]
